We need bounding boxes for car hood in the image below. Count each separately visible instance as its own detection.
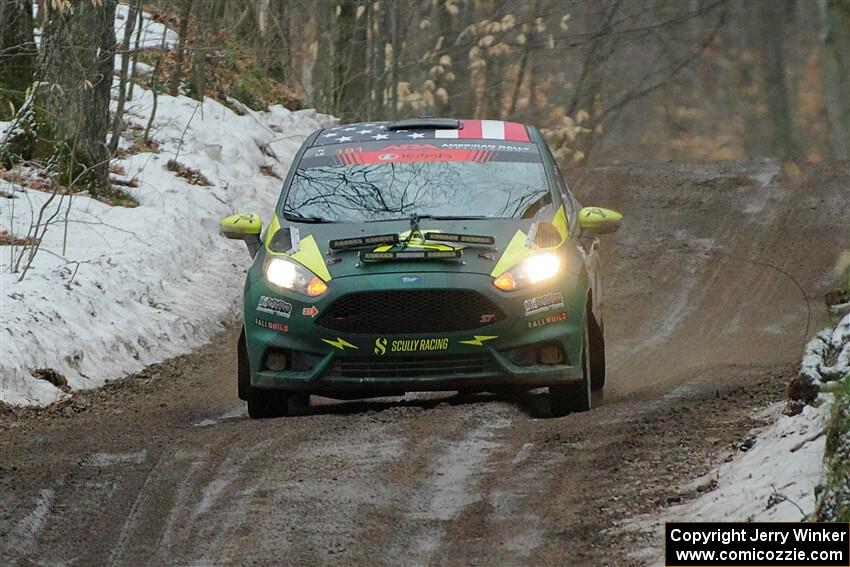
[266,215,568,280]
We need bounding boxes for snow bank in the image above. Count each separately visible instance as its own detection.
[1,85,333,405]
[622,305,850,564]
[801,312,850,385]
[663,401,829,522]
[31,3,176,50]
[114,3,178,49]
[624,400,830,565]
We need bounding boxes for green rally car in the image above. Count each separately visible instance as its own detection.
[220,118,622,418]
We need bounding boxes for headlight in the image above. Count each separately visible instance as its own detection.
[493,252,561,291]
[265,256,328,297]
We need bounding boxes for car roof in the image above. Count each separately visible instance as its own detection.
[311,119,533,147]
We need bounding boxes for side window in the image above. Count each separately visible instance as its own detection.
[520,191,553,220]
[551,162,579,233]
[538,137,578,232]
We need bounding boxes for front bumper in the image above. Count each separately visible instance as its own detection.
[244,271,587,394]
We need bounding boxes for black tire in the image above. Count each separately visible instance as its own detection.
[247,386,282,418]
[588,309,606,391]
[549,319,592,417]
[247,387,310,419]
[237,328,249,401]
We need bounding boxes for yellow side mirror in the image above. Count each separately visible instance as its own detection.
[220,212,263,256]
[577,207,622,234]
[220,212,262,238]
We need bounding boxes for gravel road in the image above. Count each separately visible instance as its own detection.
[1,160,847,566]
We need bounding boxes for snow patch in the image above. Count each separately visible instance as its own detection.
[625,400,830,565]
[1,81,333,405]
[84,450,148,467]
[1,488,54,560]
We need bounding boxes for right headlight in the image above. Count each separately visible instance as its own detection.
[493,252,561,291]
[264,256,328,297]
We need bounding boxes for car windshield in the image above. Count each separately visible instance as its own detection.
[282,140,551,222]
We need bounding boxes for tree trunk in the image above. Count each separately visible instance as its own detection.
[333,0,368,121]
[0,0,36,118]
[190,0,212,100]
[169,0,193,97]
[389,0,400,119]
[312,0,337,113]
[819,0,850,159]
[127,2,144,102]
[753,0,797,158]
[109,0,140,154]
[37,0,117,192]
[441,0,474,118]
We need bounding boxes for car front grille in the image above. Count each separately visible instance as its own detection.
[327,353,497,379]
[315,289,504,334]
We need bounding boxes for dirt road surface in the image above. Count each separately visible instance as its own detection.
[1,160,847,566]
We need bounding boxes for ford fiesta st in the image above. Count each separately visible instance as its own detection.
[220,118,622,418]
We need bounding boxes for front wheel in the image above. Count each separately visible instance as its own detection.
[588,310,606,391]
[548,320,592,417]
[247,387,310,419]
[237,328,249,401]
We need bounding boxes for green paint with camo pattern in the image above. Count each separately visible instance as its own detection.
[220,118,621,418]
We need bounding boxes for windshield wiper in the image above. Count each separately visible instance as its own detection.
[282,212,335,223]
[417,215,493,220]
[364,214,495,223]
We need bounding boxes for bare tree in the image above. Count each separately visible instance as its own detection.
[752,0,797,158]
[0,0,36,118]
[819,0,850,159]
[169,0,193,97]
[109,0,141,154]
[37,0,118,192]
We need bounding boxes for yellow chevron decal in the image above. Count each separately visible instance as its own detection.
[490,230,532,277]
[290,234,332,282]
[322,337,359,350]
[265,215,332,282]
[263,214,282,247]
[459,335,498,346]
[550,204,569,244]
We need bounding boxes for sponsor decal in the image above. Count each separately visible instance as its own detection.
[374,336,449,355]
[527,311,567,329]
[322,337,358,350]
[335,148,495,166]
[459,335,498,346]
[400,275,422,284]
[257,295,292,318]
[523,292,564,316]
[255,318,288,333]
[302,305,319,317]
[383,144,439,150]
[479,313,496,324]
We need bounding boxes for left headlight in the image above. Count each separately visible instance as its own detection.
[264,256,328,297]
[493,252,561,291]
